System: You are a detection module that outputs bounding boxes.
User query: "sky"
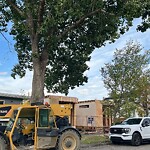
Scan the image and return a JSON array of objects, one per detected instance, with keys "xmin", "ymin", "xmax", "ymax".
[{"xmin": 0, "ymin": 18, "xmax": 150, "ymax": 101}]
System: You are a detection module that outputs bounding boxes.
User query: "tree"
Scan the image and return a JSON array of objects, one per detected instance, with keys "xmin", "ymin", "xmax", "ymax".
[
  {"xmin": 136, "ymin": 70, "xmax": 150, "ymax": 116},
  {"xmin": 136, "ymin": 0, "xmax": 150, "ymax": 32},
  {"xmin": 0, "ymin": 0, "xmax": 149, "ymax": 102},
  {"xmin": 101, "ymin": 41, "xmax": 150, "ymax": 119}
]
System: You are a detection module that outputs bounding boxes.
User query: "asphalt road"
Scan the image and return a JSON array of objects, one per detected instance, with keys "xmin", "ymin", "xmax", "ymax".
[{"xmin": 81, "ymin": 143, "xmax": 150, "ymax": 150}]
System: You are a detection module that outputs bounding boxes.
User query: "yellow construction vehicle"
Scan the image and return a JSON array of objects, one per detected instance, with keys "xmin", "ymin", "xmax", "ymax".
[{"xmin": 0, "ymin": 102, "xmax": 81, "ymax": 150}]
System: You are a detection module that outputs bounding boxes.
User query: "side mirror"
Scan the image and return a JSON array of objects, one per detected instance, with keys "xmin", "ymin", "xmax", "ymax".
[{"xmin": 142, "ymin": 123, "xmax": 145, "ymax": 127}]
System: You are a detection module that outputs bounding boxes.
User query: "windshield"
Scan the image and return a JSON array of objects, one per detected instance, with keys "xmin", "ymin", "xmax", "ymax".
[{"xmin": 121, "ymin": 118, "xmax": 142, "ymax": 125}]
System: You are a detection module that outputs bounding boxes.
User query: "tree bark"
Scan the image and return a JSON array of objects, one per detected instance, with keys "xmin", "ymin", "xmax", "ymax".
[
  {"xmin": 31, "ymin": 51, "xmax": 49, "ymax": 102},
  {"xmin": 31, "ymin": 61, "xmax": 45, "ymax": 103},
  {"xmin": 30, "ymin": 36, "xmax": 48, "ymax": 103}
]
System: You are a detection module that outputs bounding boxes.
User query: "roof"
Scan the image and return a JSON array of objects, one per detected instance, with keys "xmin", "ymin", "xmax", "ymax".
[
  {"xmin": 45, "ymin": 95, "xmax": 78, "ymax": 103},
  {"xmin": 0, "ymin": 93, "xmax": 29, "ymax": 99},
  {"xmin": 78, "ymin": 99, "xmax": 101, "ymax": 103}
]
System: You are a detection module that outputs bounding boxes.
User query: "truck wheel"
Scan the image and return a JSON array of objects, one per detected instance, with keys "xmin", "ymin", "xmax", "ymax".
[
  {"xmin": 0, "ymin": 135, "xmax": 8, "ymax": 150},
  {"xmin": 56, "ymin": 130, "xmax": 80, "ymax": 150},
  {"xmin": 131, "ymin": 133, "xmax": 141, "ymax": 146}
]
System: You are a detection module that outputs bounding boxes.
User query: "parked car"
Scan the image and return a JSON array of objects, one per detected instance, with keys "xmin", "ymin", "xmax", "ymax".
[{"xmin": 109, "ymin": 117, "xmax": 150, "ymax": 146}]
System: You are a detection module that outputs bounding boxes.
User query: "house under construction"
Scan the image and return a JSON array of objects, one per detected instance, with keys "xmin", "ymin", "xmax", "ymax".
[{"xmin": 75, "ymin": 100, "xmax": 112, "ymax": 132}]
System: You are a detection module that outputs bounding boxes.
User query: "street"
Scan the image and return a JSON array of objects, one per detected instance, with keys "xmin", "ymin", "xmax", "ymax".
[{"xmin": 81, "ymin": 143, "xmax": 150, "ymax": 150}]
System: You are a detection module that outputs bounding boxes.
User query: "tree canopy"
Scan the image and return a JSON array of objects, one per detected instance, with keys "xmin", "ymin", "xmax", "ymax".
[
  {"xmin": 101, "ymin": 41, "xmax": 150, "ymax": 119},
  {"xmin": 0, "ymin": 0, "xmax": 150, "ymax": 102}
]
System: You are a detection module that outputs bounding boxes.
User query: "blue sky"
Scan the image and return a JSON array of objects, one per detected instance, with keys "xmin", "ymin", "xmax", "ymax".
[
  {"xmin": 0, "ymin": 18, "xmax": 150, "ymax": 100},
  {"xmin": 0, "ymin": 38, "xmax": 16, "ymax": 74}
]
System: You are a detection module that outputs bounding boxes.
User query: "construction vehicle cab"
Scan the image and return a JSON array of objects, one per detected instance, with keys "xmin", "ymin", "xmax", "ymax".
[{"xmin": 0, "ymin": 104, "xmax": 81, "ymax": 150}]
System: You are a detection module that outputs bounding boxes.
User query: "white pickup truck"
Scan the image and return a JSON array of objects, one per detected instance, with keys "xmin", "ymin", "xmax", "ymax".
[{"xmin": 109, "ymin": 117, "xmax": 150, "ymax": 146}]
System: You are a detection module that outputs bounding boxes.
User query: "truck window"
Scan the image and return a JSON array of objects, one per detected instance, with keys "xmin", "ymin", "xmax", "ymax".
[
  {"xmin": 142, "ymin": 118, "xmax": 150, "ymax": 126},
  {"xmin": 39, "ymin": 109, "xmax": 49, "ymax": 127},
  {"xmin": 121, "ymin": 118, "xmax": 142, "ymax": 125}
]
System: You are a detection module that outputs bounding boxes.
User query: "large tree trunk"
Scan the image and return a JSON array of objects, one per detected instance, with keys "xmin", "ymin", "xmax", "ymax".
[
  {"xmin": 31, "ymin": 61, "xmax": 45, "ymax": 103},
  {"xmin": 30, "ymin": 38, "xmax": 48, "ymax": 103},
  {"xmin": 26, "ymin": 5, "xmax": 49, "ymax": 103}
]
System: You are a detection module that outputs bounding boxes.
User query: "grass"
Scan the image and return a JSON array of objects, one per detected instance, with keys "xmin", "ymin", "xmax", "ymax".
[{"xmin": 81, "ymin": 134, "xmax": 110, "ymax": 145}]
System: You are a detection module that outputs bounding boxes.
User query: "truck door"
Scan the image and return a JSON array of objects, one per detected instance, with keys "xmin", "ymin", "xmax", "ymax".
[
  {"xmin": 141, "ymin": 118, "xmax": 150, "ymax": 139},
  {"xmin": 37, "ymin": 108, "xmax": 58, "ymax": 149}
]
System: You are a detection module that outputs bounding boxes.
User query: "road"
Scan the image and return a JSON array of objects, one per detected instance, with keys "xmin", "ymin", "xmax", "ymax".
[{"xmin": 81, "ymin": 143, "xmax": 150, "ymax": 150}]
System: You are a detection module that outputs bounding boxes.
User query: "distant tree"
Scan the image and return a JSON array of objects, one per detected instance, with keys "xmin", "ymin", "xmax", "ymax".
[
  {"xmin": 0, "ymin": 1, "xmax": 150, "ymax": 102},
  {"xmin": 101, "ymin": 41, "xmax": 150, "ymax": 119},
  {"xmin": 136, "ymin": 70, "xmax": 150, "ymax": 116}
]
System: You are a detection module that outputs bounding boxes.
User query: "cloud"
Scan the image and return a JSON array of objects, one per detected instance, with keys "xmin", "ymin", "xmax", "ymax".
[
  {"xmin": 0, "ymin": 70, "xmax": 32, "ymax": 96},
  {"xmin": 0, "ymin": 72, "xmax": 8, "ymax": 75},
  {"xmin": 68, "ymin": 76, "xmax": 109, "ymax": 100}
]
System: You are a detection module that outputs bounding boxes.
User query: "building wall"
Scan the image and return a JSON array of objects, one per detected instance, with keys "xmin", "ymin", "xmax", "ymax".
[
  {"xmin": 95, "ymin": 100, "xmax": 103, "ymax": 127},
  {"xmin": 75, "ymin": 100, "xmax": 103, "ymax": 129},
  {"xmin": 0, "ymin": 98, "xmax": 23, "ymax": 104},
  {"xmin": 0, "ymin": 93, "xmax": 27, "ymax": 104},
  {"xmin": 75, "ymin": 99, "xmax": 113, "ymax": 133}
]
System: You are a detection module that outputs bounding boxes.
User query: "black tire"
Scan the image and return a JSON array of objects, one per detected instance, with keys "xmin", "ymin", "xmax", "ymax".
[
  {"xmin": 0, "ymin": 135, "xmax": 8, "ymax": 150},
  {"xmin": 131, "ymin": 132, "xmax": 142, "ymax": 146},
  {"xmin": 56, "ymin": 130, "xmax": 80, "ymax": 150}
]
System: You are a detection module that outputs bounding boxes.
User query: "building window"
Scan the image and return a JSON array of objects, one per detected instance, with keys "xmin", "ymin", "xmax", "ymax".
[{"xmin": 79, "ymin": 105, "xmax": 89, "ymax": 108}]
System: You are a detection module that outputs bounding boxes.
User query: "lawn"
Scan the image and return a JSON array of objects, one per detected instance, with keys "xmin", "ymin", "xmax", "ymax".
[{"xmin": 81, "ymin": 134, "xmax": 110, "ymax": 145}]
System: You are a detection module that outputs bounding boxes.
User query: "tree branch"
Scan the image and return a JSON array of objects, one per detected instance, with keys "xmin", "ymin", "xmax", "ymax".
[
  {"xmin": 0, "ymin": 32, "xmax": 10, "ymax": 43},
  {"xmin": 58, "ymin": 8, "xmax": 114, "ymax": 39},
  {"xmin": 0, "ymin": 31, "xmax": 12, "ymax": 51},
  {"xmin": 37, "ymin": 0, "xmax": 45, "ymax": 28},
  {"xmin": 5, "ymin": 0, "xmax": 23, "ymax": 16}
]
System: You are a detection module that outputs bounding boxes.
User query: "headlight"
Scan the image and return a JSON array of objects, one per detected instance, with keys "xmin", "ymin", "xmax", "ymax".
[{"xmin": 122, "ymin": 128, "xmax": 131, "ymax": 134}]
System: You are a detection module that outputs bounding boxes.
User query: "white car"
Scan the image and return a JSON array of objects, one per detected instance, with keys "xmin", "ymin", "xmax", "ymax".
[{"xmin": 109, "ymin": 117, "xmax": 150, "ymax": 146}]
